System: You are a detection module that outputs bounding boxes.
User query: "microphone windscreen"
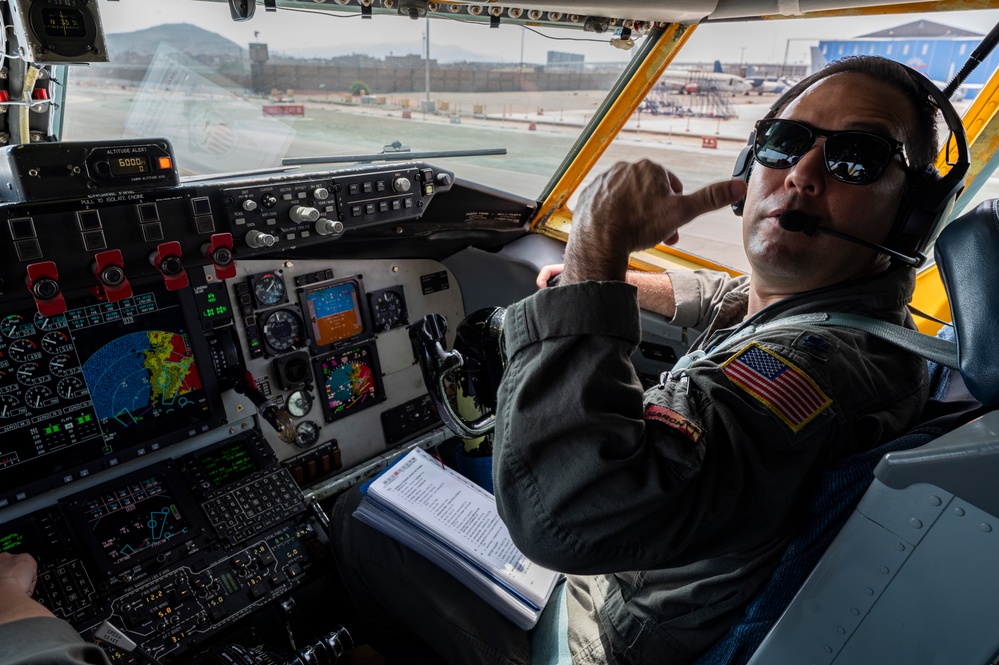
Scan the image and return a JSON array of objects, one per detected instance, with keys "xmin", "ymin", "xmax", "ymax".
[{"xmin": 778, "ymin": 210, "xmax": 815, "ymax": 235}]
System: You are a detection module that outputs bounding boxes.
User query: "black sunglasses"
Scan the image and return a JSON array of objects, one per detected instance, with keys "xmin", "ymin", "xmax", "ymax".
[{"xmin": 753, "ymin": 118, "xmax": 908, "ymax": 185}]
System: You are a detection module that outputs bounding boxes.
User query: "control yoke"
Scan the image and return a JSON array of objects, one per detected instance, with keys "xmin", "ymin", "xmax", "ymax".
[{"xmin": 410, "ymin": 308, "xmax": 507, "ymax": 439}]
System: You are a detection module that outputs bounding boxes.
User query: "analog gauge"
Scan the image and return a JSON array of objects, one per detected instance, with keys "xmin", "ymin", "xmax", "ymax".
[
  {"xmin": 34, "ymin": 311, "xmax": 67, "ymax": 331},
  {"xmin": 294, "ymin": 420, "xmax": 321, "ymax": 448},
  {"xmin": 286, "ymin": 389, "xmax": 313, "ymax": 417},
  {"xmin": 1, "ymin": 314, "xmax": 34, "ymax": 339},
  {"xmin": 16, "ymin": 362, "xmax": 47, "ymax": 386},
  {"xmin": 0, "ymin": 395, "xmax": 22, "ymax": 419},
  {"xmin": 41, "ymin": 330, "xmax": 72, "ymax": 354},
  {"xmin": 25, "ymin": 385, "xmax": 57, "ymax": 410},
  {"xmin": 48, "ymin": 353, "xmax": 77, "ymax": 377},
  {"xmin": 57, "ymin": 376, "xmax": 88, "ymax": 400},
  {"xmin": 8, "ymin": 339, "xmax": 41, "ymax": 364},
  {"xmin": 371, "ymin": 289, "xmax": 407, "ymax": 332},
  {"xmin": 253, "ymin": 272, "xmax": 286, "ymax": 307},
  {"xmin": 262, "ymin": 309, "xmax": 302, "ymax": 353}
]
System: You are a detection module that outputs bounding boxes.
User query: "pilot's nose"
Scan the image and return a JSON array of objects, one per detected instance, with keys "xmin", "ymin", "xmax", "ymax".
[{"xmin": 784, "ymin": 138, "xmax": 826, "ymax": 196}]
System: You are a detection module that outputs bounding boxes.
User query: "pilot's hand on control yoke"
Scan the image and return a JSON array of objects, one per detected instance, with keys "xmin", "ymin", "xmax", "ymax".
[{"xmin": 561, "ymin": 160, "xmax": 745, "ymax": 284}]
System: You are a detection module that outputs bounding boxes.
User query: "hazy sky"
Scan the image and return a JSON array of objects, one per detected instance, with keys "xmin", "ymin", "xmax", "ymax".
[{"xmin": 97, "ymin": 0, "xmax": 999, "ymax": 66}]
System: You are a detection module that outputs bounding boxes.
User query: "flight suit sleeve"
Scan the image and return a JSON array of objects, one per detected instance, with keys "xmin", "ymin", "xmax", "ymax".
[
  {"xmin": 493, "ymin": 281, "xmax": 921, "ymax": 575},
  {"xmin": 666, "ymin": 269, "xmax": 750, "ymax": 329},
  {"xmin": 0, "ymin": 617, "xmax": 110, "ymax": 665}
]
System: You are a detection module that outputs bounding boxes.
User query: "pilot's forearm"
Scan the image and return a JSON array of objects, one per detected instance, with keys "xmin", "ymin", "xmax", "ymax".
[
  {"xmin": 0, "ymin": 579, "xmax": 55, "ymax": 625},
  {"xmin": 626, "ymin": 270, "xmax": 676, "ymax": 318}
]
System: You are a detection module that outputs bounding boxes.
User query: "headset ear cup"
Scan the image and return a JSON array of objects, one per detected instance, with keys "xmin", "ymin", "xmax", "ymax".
[
  {"xmin": 890, "ymin": 165, "xmax": 945, "ymax": 261},
  {"xmin": 731, "ymin": 140, "xmax": 755, "ymax": 216}
]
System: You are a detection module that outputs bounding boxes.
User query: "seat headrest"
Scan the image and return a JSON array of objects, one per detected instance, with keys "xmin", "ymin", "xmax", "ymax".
[{"xmin": 934, "ymin": 199, "xmax": 999, "ymax": 408}]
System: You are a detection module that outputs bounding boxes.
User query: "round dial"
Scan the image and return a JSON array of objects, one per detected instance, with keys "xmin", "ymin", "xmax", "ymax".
[
  {"xmin": 1, "ymin": 314, "xmax": 34, "ymax": 339},
  {"xmin": 0, "ymin": 395, "xmax": 22, "ymax": 419},
  {"xmin": 286, "ymin": 389, "xmax": 313, "ymax": 417},
  {"xmin": 8, "ymin": 338, "xmax": 40, "ymax": 363},
  {"xmin": 57, "ymin": 375, "xmax": 88, "ymax": 400},
  {"xmin": 34, "ymin": 311, "xmax": 67, "ymax": 331},
  {"xmin": 25, "ymin": 385, "xmax": 56, "ymax": 410},
  {"xmin": 48, "ymin": 353, "xmax": 77, "ymax": 377},
  {"xmin": 372, "ymin": 290, "xmax": 406, "ymax": 332},
  {"xmin": 41, "ymin": 330, "xmax": 72, "ymax": 354},
  {"xmin": 262, "ymin": 309, "xmax": 302, "ymax": 353},
  {"xmin": 253, "ymin": 272, "xmax": 286, "ymax": 307},
  {"xmin": 294, "ymin": 420, "xmax": 321, "ymax": 448},
  {"xmin": 16, "ymin": 362, "xmax": 47, "ymax": 386}
]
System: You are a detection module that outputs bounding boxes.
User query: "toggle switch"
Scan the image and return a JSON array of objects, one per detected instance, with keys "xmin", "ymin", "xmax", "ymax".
[
  {"xmin": 150, "ymin": 241, "xmax": 188, "ymax": 291},
  {"xmin": 93, "ymin": 250, "xmax": 132, "ymax": 302},
  {"xmin": 25, "ymin": 261, "xmax": 66, "ymax": 317},
  {"xmin": 203, "ymin": 233, "xmax": 237, "ymax": 280}
]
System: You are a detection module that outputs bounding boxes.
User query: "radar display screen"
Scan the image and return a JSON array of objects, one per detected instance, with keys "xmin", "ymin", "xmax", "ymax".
[
  {"xmin": 0, "ymin": 283, "xmax": 216, "ymax": 498},
  {"xmin": 68, "ymin": 470, "xmax": 198, "ymax": 571},
  {"xmin": 196, "ymin": 440, "xmax": 259, "ymax": 488},
  {"xmin": 314, "ymin": 343, "xmax": 385, "ymax": 423},
  {"xmin": 301, "ymin": 279, "xmax": 366, "ymax": 350}
]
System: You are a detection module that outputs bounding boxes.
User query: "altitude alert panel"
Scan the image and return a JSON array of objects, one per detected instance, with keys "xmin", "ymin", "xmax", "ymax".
[{"xmin": 7, "ymin": 0, "xmax": 109, "ymax": 64}]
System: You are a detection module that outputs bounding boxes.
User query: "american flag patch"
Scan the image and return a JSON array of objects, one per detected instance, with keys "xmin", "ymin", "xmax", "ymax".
[{"xmin": 722, "ymin": 343, "xmax": 831, "ymax": 432}]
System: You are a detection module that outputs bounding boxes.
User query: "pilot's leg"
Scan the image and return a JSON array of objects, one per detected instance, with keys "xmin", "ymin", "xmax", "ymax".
[{"xmin": 330, "ymin": 486, "xmax": 531, "ymax": 665}]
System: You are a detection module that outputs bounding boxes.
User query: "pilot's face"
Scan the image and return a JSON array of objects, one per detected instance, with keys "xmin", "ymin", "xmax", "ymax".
[{"xmin": 741, "ymin": 72, "xmax": 915, "ymax": 292}]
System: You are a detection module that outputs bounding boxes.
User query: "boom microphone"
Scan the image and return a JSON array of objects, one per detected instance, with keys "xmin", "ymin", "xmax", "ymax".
[{"xmin": 777, "ymin": 210, "xmax": 923, "ymax": 267}]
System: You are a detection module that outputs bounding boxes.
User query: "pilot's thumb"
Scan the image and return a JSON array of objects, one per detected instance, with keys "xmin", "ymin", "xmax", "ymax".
[{"xmin": 679, "ymin": 178, "xmax": 746, "ymax": 221}]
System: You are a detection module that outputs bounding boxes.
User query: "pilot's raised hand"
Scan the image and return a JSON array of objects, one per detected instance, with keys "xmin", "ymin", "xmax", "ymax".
[{"xmin": 560, "ymin": 160, "xmax": 745, "ymax": 284}]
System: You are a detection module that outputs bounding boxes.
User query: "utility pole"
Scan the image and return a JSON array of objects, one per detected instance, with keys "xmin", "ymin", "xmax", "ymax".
[{"xmin": 425, "ymin": 18, "xmax": 431, "ymax": 105}]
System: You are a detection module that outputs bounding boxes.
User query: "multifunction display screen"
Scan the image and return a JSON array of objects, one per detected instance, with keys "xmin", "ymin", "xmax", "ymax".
[
  {"xmin": 314, "ymin": 343, "xmax": 384, "ymax": 422},
  {"xmin": 196, "ymin": 440, "xmax": 260, "ymax": 488},
  {"xmin": 302, "ymin": 280, "xmax": 365, "ymax": 349},
  {"xmin": 74, "ymin": 472, "xmax": 196, "ymax": 570},
  {"xmin": 0, "ymin": 284, "xmax": 214, "ymax": 495}
]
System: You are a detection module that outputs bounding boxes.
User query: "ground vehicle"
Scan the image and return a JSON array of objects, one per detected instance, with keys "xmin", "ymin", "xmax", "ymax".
[{"xmin": 1, "ymin": 0, "xmax": 998, "ymax": 663}]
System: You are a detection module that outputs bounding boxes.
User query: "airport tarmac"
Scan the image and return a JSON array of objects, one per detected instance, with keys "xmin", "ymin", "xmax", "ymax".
[{"xmin": 63, "ymin": 84, "xmax": 992, "ymax": 272}]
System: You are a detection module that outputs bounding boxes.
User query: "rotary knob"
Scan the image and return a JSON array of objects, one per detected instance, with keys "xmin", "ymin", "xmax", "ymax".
[
  {"xmin": 245, "ymin": 230, "xmax": 276, "ymax": 248},
  {"xmin": 290, "ymin": 205, "xmax": 320, "ymax": 223},
  {"xmin": 315, "ymin": 219, "xmax": 344, "ymax": 236},
  {"xmin": 392, "ymin": 177, "xmax": 412, "ymax": 192}
]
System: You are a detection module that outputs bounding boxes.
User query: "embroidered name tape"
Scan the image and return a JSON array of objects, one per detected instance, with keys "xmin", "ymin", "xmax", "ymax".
[
  {"xmin": 643, "ymin": 404, "xmax": 703, "ymax": 444},
  {"xmin": 722, "ymin": 343, "xmax": 831, "ymax": 432}
]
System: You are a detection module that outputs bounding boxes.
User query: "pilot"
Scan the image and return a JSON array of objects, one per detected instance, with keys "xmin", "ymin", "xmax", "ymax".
[
  {"xmin": 330, "ymin": 55, "xmax": 943, "ymax": 665},
  {"xmin": 0, "ymin": 552, "xmax": 107, "ymax": 664},
  {"xmin": 0, "ymin": 55, "xmax": 948, "ymax": 665}
]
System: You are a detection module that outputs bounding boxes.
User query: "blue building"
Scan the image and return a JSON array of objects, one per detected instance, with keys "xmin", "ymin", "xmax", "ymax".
[{"xmin": 819, "ymin": 20, "xmax": 999, "ymax": 99}]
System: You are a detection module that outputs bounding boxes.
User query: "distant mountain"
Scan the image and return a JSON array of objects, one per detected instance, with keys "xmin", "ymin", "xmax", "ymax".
[
  {"xmin": 107, "ymin": 23, "xmax": 244, "ymax": 59},
  {"xmin": 106, "ymin": 22, "xmax": 502, "ymax": 64}
]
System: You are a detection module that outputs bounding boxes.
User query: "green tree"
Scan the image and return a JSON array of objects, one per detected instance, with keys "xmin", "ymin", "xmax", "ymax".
[{"xmin": 349, "ymin": 80, "xmax": 371, "ymax": 96}]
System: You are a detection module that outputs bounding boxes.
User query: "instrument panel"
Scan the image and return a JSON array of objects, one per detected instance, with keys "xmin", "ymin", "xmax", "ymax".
[{"xmin": 0, "ymin": 139, "xmax": 479, "ymax": 663}]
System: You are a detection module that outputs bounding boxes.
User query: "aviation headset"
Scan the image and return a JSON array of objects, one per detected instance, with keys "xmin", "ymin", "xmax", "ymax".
[{"xmin": 730, "ymin": 58, "xmax": 970, "ymax": 267}]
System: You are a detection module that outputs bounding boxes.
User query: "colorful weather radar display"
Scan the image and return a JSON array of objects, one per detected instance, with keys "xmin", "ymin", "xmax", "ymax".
[
  {"xmin": 83, "ymin": 473, "xmax": 193, "ymax": 568},
  {"xmin": 302, "ymin": 280, "xmax": 365, "ymax": 349},
  {"xmin": 70, "ymin": 290, "xmax": 211, "ymax": 442},
  {"xmin": 82, "ymin": 330, "xmax": 203, "ymax": 428},
  {"xmin": 315, "ymin": 344, "xmax": 384, "ymax": 422},
  {"xmin": 0, "ymin": 285, "xmax": 217, "ymax": 500}
]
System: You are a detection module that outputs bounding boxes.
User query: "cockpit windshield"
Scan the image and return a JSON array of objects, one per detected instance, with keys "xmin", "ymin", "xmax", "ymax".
[{"xmin": 62, "ymin": 0, "xmax": 637, "ymax": 199}]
